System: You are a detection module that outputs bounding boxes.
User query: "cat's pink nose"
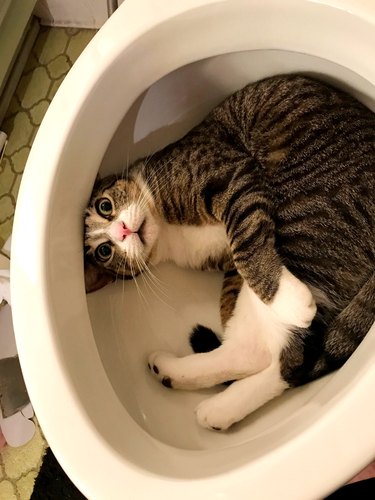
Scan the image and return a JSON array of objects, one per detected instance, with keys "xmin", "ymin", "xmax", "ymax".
[{"xmin": 113, "ymin": 221, "xmax": 132, "ymax": 241}]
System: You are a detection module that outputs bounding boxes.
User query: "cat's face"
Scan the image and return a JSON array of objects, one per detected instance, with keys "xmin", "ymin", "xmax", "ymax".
[{"xmin": 84, "ymin": 174, "xmax": 160, "ymax": 286}]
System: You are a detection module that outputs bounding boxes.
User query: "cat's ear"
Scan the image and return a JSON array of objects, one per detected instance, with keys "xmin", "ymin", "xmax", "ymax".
[{"xmin": 84, "ymin": 261, "xmax": 115, "ymax": 293}]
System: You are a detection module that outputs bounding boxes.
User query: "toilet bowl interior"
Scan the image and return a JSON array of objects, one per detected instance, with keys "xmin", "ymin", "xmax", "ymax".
[{"xmin": 88, "ymin": 49, "xmax": 375, "ymax": 450}]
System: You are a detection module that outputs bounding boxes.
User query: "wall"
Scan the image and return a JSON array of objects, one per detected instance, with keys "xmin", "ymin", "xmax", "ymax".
[
  {"xmin": 0, "ymin": 0, "xmax": 37, "ymax": 95},
  {"xmin": 34, "ymin": 0, "xmax": 111, "ymax": 29}
]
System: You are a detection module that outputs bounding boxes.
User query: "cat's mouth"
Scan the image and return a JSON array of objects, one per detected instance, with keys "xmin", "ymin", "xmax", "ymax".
[{"xmin": 137, "ymin": 219, "xmax": 146, "ymax": 245}]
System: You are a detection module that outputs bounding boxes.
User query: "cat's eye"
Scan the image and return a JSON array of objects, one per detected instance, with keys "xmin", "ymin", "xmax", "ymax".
[
  {"xmin": 95, "ymin": 242, "xmax": 113, "ymax": 262},
  {"xmin": 95, "ymin": 198, "xmax": 113, "ymax": 217}
]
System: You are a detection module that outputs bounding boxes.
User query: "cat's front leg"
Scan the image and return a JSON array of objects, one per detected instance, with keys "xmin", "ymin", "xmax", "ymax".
[
  {"xmin": 147, "ymin": 282, "xmax": 272, "ymax": 390},
  {"xmin": 269, "ymin": 266, "xmax": 316, "ymax": 328},
  {"xmin": 215, "ymin": 165, "xmax": 316, "ymax": 327},
  {"xmin": 147, "ymin": 345, "xmax": 265, "ymax": 390}
]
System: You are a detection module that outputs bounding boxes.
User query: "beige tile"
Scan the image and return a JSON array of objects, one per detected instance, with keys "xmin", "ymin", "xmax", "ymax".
[
  {"xmin": 0, "ymin": 219, "xmax": 13, "ymax": 246},
  {"xmin": 32, "ymin": 28, "xmax": 50, "ymax": 61},
  {"xmin": 47, "ymin": 54, "xmax": 71, "ymax": 80},
  {"xmin": 0, "ymin": 155, "xmax": 10, "ymax": 176},
  {"xmin": 0, "ymin": 195, "xmax": 14, "ymax": 223},
  {"xmin": 14, "ymin": 73, "xmax": 30, "ymax": 105},
  {"xmin": 17, "ymin": 67, "xmax": 51, "ymax": 110},
  {"xmin": 23, "ymin": 51, "xmax": 40, "ymax": 75},
  {"xmin": 11, "ymin": 174, "xmax": 22, "ymax": 200},
  {"xmin": 48, "ymin": 75, "xmax": 65, "ymax": 101},
  {"xmin": 29, "ymin": 100, "xmax": 50, "ymax": 127},
  {"xmin": 28, "ymin": 127, "xmax": 38, "ymax": 147},
  {"xmin": 5, "ymin": 96, "xmax": 21, "ymax": 118},
  {"xmin": 37, "ymin": 28, "xmax": 70, "ymax": 65},
  {"xmin": 66, "ymin": 30, "xmax": 96, "ymax": 63},
  {"xmin": 10, "ymin": 147, "xmax": 30, "ymax": 174},
  {"xmin": 3, "ymin": 112, "xmax": 34, "ymax": 155},
  {"xmin": 0, "ymin": 158, "xmax": 15, "ymax": 195}
]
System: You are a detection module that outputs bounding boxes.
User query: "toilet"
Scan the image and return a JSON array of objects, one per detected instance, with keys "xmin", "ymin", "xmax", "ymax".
[{"xmin": 11, "ymin": 0, "xmax": 375, "ymax": 498}]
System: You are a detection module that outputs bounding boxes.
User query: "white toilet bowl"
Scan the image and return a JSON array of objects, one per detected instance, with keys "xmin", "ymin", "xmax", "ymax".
[{"xmin": 11, "ymin": 0, "xmax": 375, "ymax": 498}]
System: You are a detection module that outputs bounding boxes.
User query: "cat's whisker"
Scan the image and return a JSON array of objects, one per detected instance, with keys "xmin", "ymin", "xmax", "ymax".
[
  {"xmin": 118, "ymin": 151, "xmax": 163, "ymax": 214},
  {"xmin": 142, "ymin": 273, "xmax": 174, "ymax": 310},
  {"xmin": 114, "ymin": 253, "xmax": 127, "ymax": 284},
  {"xmin": 136, "ymin": 152, "xmax": 181, "ymax": 211},
  {"xmin": 135, "ymin": 174, "xmax": 164, "ymax": 213},
  {"xmin": 141, "ymin": 152, "xmax": 153, "ymax": 169},
  {"xmin": 138, "ymin": 256, "xmax": 170, "ymax": 298},
  {"xmin": 147, "ymin": 261, "xmax": 170, "ymax": 288},
  {"xmin": 134, "ymin": 154, "xmax": 178, "ymax": 212},
  {"xmin": 135, "ymin": 183, "xmax": 152, "ymax": 213},
  {"xmin": 143, "ymin": 269, "xmax": 167, "ymax": 293},
  {"xmin": 129, "ymin": 257, "xmax": 149, "ymax": 308},
  {"xmin": 140, "ymin": 258, "xmax": 172, "ymax": 301},
  {"xmin": 135, "ymin": 258, "xmax": 155, "ymax": 301},
  {"xmin": 121, "ymin": 258, "xmax": 126, "ymax": 301},
  {"xmin": 135, "ymin": 255, "xmax": 175, "ymax": 310},
  {"xmin": 143, "ymin": 153, "xmax": 179, "ymax": 188},
  {"xmin": 139, "ymin": 258, "xmax": 169, "ymax": 296}
]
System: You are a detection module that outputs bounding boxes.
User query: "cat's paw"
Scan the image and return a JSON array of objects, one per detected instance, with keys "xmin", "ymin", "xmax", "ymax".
[
  {"xmin": 147, "ymin": 351, "xmax": 176, "ymax": 388},
  {"xmin": 270, "ymin": 267, "xmax": 316, "ymax": 328},
  {"xmin": 195, "ymin": 397, "xmax": 239, "ymax": 431}
]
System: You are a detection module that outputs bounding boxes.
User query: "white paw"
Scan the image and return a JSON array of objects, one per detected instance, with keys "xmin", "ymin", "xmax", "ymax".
[
  {"xmin": 195, "ymin": 396, "xmax": 240, "ymax": 431},
  {"xmin": 270, "ymin": 267, "xmax": 316, "ymax": 328},
  {"xmin": 147, "ymin": 351, "xmax": 177, "ymax": 388}
]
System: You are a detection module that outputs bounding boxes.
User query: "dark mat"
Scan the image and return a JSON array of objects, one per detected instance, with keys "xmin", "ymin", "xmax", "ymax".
[
  {"xmin": 326, "ymin": 478, "xmax": 375, "ymax": 499},
  {"xmin": 31, "ymin": 448, "xmax": 86, "ymax": 500},
  {"xmin": 32, "ymin": 448, "xmax": 375, "ymax": 500}
]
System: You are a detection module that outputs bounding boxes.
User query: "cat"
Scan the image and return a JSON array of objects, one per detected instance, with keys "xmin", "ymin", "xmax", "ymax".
[{"xmin": 84, "ymin": 74, "xmax": 375, "ymax": 431}]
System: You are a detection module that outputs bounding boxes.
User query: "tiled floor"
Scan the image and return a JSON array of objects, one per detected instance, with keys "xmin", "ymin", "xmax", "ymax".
[
  {"xmin": 0, "ymin": 24, "xmax": 95, "ymax": 499},
  {"xmin": 0, "ymin": 26, "xmax": 96, "ymax": 248}
]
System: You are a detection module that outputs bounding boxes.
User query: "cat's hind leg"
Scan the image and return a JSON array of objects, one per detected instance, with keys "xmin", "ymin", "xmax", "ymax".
[{"xmin": 195, "ymin": 362, "xmax": 288, "ymax": 430}]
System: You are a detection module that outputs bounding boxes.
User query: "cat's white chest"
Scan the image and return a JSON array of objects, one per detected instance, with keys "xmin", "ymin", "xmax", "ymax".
[{"xmin": 154, "ymin": 223, "xmax": 228, "ymax": 268}]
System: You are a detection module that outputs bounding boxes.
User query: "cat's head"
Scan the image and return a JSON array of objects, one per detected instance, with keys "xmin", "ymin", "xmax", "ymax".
[{"xmin": 84, "ymin": 173, "xmax": 160, "ymax": 292}]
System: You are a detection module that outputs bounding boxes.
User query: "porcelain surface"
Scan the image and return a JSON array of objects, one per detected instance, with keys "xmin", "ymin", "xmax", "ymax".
[{"xmin": 11, "ymin": 1, "xmax": 375, "ymax": 498}]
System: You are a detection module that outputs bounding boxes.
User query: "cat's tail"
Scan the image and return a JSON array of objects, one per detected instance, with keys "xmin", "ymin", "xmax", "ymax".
[
  {"xmin": 189, "ymin": 325, "xmax": 235, "ymax": 386},
  {"xmin": 189, "ymin": 324, "xmax": 222, "ymax": 353},
  {"xmin": 316, "ymin": 271, "xmax": 375, "ymax": 375}
]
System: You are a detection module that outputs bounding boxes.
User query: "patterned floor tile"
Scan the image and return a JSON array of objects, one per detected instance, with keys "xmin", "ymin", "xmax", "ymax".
[{"xmin": 0, "ymin": 26, "xmax": 96, "ymax": 248}]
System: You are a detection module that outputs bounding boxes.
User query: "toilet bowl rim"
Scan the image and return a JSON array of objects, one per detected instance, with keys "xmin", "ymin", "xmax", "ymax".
[{"xmin": 11, "ymin": 0, "xmax": 375, "ymax": 498}]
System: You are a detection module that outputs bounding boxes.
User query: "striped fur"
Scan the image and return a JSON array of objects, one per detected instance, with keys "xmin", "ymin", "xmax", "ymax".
[{"xmin": 85, "ymin": 74, "xmax": 375, "ymax": 429}]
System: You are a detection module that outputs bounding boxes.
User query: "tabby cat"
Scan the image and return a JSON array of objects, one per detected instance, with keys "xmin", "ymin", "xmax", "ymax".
[{"xmin": 84, "ymin": 74, "xmax": 375, "ymax": 431}]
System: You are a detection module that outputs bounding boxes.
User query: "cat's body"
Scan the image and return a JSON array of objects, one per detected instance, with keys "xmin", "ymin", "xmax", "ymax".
[{"xmin": 84, "ymin": 74, "xmax": 375, "ymax": 430}]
